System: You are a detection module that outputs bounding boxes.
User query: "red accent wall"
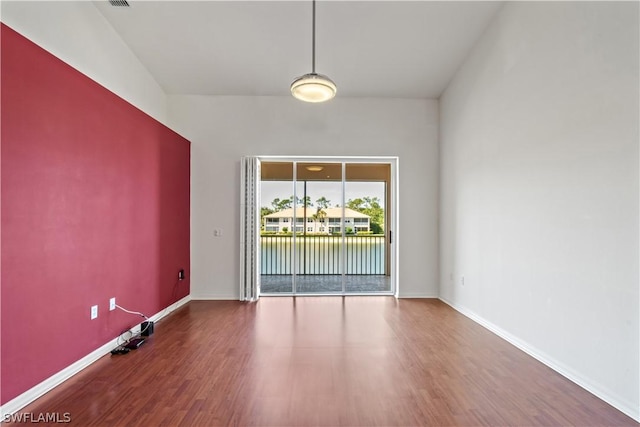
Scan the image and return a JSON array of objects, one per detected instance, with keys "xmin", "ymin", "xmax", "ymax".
[{"xmin": 1, "ymin": 24, "xmax": 190, "ymax": 404}]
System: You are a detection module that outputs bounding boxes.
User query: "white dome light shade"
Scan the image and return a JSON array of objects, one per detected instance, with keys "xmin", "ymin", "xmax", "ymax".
[{"xmin": 290, "ymin": 73, "xmax": 337, "ymax": 103}]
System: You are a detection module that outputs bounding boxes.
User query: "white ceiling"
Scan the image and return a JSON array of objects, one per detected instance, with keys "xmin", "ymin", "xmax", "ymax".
[{"xmin": 93, "ymin": 1, "xmax": 503, "ymax": 99}]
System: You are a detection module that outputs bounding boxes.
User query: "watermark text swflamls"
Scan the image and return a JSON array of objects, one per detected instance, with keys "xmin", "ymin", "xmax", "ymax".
[{"xmin": 2, "ymin": 412, "xmax": 71, "ymax": 423}]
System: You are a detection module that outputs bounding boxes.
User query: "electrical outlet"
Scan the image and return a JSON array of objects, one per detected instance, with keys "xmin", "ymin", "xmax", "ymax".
[
  {"xmin": 109, "ymin": 298, "xmax": 116, "ymax": 311},
  {"xmin": 213, "ymin": 228, "xmax": 222, "ymax": 237},
  {"xmin": 90, "ymin": 305, "xmax": 98, "ymax": 320},
  {"xmin": 461, "ymin": 276, "xmax": 465, "ymax": 286}
]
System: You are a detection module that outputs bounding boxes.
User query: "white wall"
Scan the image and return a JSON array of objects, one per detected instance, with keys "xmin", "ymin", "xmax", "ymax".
[
  {"xmin": 440, "ymin": 1, "xmax": 639, "ymax": 420},
  {"xmin": 0, "ymin": 1, "xmax": 167, "ymax": 123},
  {"xmin": 167, "ymin": 96, "xmax": 439, "ymax": 299}
]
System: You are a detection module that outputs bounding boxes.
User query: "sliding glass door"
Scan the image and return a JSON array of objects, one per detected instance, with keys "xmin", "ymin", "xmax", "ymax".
[
  {"xmin": 260, "ymin": 161, "xmax": 294, "ymax": 293},
  {"xmin": 294, "ymin": 162, "xmax": 344, "ymax": 293},
  {"xmin": 260, "ymin": 158, "xmax": 395, "ymax": 295},
  {"xmin": 344, "ymin": 163, "xmax": 390, "ymax": 293}
]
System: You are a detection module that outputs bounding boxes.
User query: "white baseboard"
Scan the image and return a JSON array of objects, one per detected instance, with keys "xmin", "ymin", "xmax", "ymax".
[
  {"xmin": 147, "ymin": 295, "xmax": 192, "ymax": 323},
  {"xmin": 397, "ymin": 293, "xmax": 439, "ymax": 298},
  {"xmin": 439, "ymin": 297, "xmax": 639, "ymax": 422},
  {"xmin": 0, "ymin": 295, "xmax": 191, "ymax": 419},
  {"xmin": 190, "ymin": 293, "xmax": 239, "ymax": 300}
]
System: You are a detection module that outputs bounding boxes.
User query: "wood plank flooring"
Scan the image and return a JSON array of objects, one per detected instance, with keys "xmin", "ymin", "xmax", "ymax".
[{"xmin": 10, "ymin": 298, "xmax": 638, "ymax": 426}]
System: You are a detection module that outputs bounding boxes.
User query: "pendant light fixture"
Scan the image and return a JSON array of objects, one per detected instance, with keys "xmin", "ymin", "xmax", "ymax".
[{"xmin": 291, "ymin": 0, "xmax": 336, "ymax": 103}]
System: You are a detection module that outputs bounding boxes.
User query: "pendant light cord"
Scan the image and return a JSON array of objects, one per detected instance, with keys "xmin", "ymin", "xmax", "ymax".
[
  {"xmin": 312, "ymin": 0, "xmax": 316, "ymax": 74},
  {"xmin": 290, "ymin": 0, "xmax": 336, "ymax": 103}
]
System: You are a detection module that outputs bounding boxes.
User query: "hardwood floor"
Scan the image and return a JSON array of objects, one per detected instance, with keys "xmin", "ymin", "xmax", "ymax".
[{"xmin": 11, "ymin": 298, "xmax": 637, "ymax": 426}]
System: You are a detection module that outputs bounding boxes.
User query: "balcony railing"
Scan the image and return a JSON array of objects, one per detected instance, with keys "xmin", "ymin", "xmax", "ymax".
[{"xmin": 260, "ymin": 235, "xmax": 385, "ymax": 275}]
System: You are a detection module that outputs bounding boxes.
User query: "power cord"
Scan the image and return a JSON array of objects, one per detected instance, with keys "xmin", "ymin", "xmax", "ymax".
[
  {"xmin": 110, "ymin": 280, "xmax": 184, "ymax": 356},
  {"xmin": 110, "ymin": 304, "xmax": 150, "ymax": 355},
  {"xmin": 115, "ymin": 304, "xmax": 148, "ymax": 319}
]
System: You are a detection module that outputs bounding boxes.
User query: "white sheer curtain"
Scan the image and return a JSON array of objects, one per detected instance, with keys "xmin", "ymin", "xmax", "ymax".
[{"xmin": 239, "ymin": 156, "xmax": 261, "ymax": 301}]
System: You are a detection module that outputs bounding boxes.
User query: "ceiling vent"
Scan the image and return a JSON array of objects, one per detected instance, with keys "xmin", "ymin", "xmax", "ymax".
[{"xmin": 109, "ymin": 0, "xmax": 130, "ymax": 6}]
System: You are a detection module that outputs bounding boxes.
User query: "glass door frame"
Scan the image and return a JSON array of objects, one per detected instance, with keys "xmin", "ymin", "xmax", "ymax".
[{"xmin": 258, "ymin": 156, "xmax": 399, "ymax": 297}]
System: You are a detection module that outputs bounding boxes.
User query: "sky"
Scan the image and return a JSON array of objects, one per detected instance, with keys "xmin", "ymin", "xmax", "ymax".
[{"xmin": 261, "ymin": 181, "xmax": 385, "ymax": 209}]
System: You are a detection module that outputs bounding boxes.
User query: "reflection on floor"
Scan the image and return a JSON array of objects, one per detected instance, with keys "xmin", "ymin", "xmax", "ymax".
[{"xmin": 260, "ymin": 275, "xmax": 391, "ymax": 294}]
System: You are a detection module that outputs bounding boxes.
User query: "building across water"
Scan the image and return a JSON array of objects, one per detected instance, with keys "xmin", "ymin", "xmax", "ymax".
[{"xmin": 263, "ymin": 207, "xmax": 370, "ymax": 234}]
